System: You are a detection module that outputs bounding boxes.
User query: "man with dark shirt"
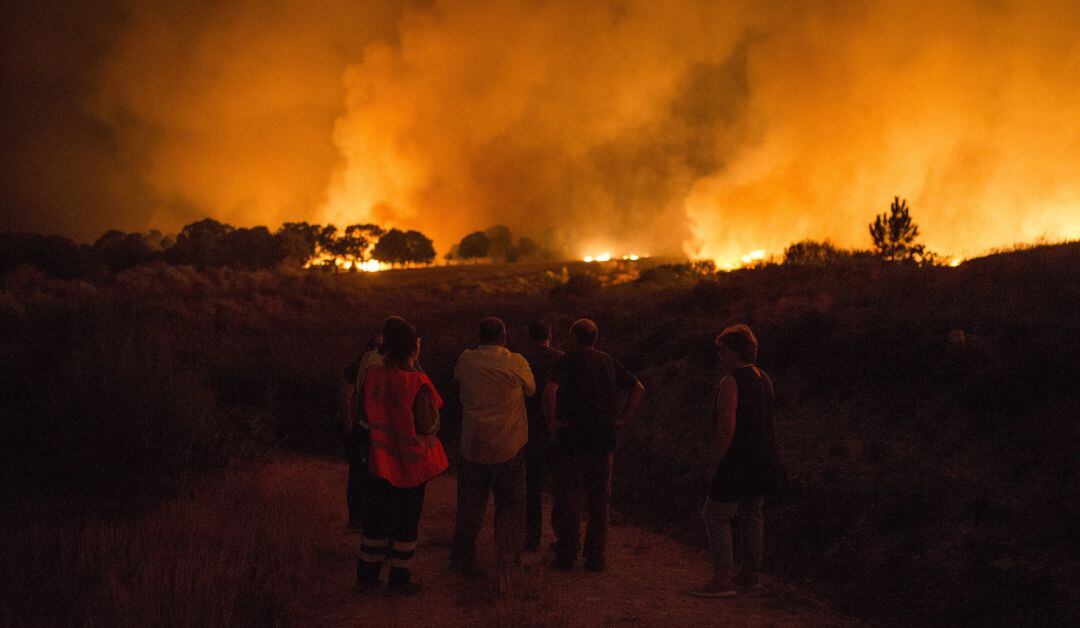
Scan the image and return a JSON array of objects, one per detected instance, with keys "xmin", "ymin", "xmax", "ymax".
[
  {"xmin": 520, "ymin": 319, "xmax": 564, "ymax": 550},
  {"xmin": 543, "ymin": 319, "xmax": 645, "ymax": 571}
]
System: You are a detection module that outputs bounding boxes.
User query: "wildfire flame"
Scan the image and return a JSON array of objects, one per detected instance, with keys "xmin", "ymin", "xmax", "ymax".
[
  {"xmin": 303, "ymin": 254, "xmax": 389, "ymax": 272},
  {"xmin": 714, "ymin": 248, "xmax": 770, "ymax": 271},
  {"xmin": 582, "ymin": 252, "xmax": 645, "ymax": 263},
  {"xmin": 740, "ymin": 249, "xmax": 767, "ymax": 265}
]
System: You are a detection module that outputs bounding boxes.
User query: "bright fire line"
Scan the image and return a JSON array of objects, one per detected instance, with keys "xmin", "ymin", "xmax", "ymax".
[
  {"xmin": 304, "ymin": 254, "xmax": 390, "ymax": 272},
  {"xmin": 582, "ymin": 252, "xmax": 645, "ymax": 262}
]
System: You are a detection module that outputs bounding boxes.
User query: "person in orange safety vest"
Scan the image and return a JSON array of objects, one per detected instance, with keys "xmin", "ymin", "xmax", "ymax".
[{"xmin": 356, "ymin": 317, "xmax": 448, "ymax": 595}]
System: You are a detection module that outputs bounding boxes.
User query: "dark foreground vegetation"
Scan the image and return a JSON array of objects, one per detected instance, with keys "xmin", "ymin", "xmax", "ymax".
[{"xmin": 2, "ymin": 243, "xmax": 1078, "ymax": 625}]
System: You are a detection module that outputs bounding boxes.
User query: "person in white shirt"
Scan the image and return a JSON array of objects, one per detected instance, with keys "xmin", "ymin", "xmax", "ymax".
[{"xmin": 450, "ymin": 317, "xmax": 536, "ymax": 587}]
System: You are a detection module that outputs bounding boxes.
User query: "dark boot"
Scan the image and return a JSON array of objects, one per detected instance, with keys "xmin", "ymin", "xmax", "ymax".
[
  {"xmin": 356, "ymin": 536, "xmax": 388, "ymax": 592},
  {"xmin": 387, "ymin": 539, "xmax": 421, "ymax": 595},
  {"xmin": 689, "ymin": 568, "xmax": 736, "ymax": 598},
  {"xmin": 387, "ymin": 566, "xmax": 421, "ymax": 595},
  {"xmin": 355, "ymin": 558, "xmax": 381, "ymax": 592}
]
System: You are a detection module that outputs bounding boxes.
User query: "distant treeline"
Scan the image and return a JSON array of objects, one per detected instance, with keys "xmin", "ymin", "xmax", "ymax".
[
  {"xmin": 445, "ymin": 224, "xmax": 569, "ymax": 263},
  {"xmin": 0, "ymin": 219, "xmax": 436, "ymax": 276},
  {"xmin": 0, "ymin": 219, "xmax": 576, "ymax": 278},
  {"xmin": 0, "ymin": 196, "xmax": 950, "ymax": 278}
]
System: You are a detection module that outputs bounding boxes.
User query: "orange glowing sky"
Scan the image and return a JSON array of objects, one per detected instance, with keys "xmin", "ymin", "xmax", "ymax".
[{"xmin": 3, "ymin": 1, "xmax": 1079, "ymax": 266}]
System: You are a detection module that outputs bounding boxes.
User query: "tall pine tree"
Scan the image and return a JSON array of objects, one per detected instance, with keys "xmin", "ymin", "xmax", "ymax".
[{"xmin": 870, "ymin": 197, "xmax": 925, "ymax": 261}]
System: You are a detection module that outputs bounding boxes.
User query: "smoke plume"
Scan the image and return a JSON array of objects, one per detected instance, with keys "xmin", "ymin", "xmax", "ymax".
[{"xmin": 3, "ymin": 0, "xmax": 1079, "ymax": 264}]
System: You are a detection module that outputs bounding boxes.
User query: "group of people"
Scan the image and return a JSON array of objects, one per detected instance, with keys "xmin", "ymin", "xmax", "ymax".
[{"xmin": 340, "ymin": 315, "xmax": 782, "ymax": 599}]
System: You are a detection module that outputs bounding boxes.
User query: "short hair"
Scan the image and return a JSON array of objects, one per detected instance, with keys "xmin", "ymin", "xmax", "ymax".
[
  {"xmin": 382, "ymin": 317, "xmax": 418, "ymax": 362},
  {"xmin": 478, "ymin": 317, "xmax": 507, "ymax": 344},
  {"xmin": 715, "ymin": 324, "xmax": 758, "ymax": 363},
  {"xmin": 528, "ymin": 319, "xmax": 552, "ymax": 342},
  {"xmin": 366, "ymin": 334, "xmax": 383, "ymax": 351},
  {"xmin": 570, "ymin": 319, "xmax": 599, "ymax": 347}
]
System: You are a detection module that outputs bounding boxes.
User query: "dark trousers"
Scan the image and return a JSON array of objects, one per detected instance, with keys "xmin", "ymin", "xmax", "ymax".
[
  {"xmin": 553, "ymin": 450, "xmax": 613, "ymax": 565},
  {"xmin": 345, "ymin": 431, "xmax": 371, "ymax": 525},
  {"xmin": 524, "ymin": 435, "xmax": 551, "ymax": 547},
  {"xmin": 450, "ymin": 449, "xmax": 526, "ymax": 570},
  {"xmin": 702, "ymin": 496, "xmax": 765, "ymax": 577},
  {"xmin": 357, "ymin": 478, "xmax": 426, "ymax": 589}
]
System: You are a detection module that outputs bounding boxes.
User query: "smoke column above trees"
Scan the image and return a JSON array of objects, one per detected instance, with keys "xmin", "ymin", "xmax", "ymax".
[
  {"xmin": 323, "ymin": 0, "xmax": 1080, "ymax": 264},
  {"xmin": 3, "ymin": 1, "xmax": 1080, "ymax": 265}
]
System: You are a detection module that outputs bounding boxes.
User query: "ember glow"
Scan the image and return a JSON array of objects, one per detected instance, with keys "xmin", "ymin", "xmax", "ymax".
[
  {"xmin": 4, "ymin": 2, "xmax": 1080, "ymax": 259},
  {"xmin": 304, "ymin": 255, "xmax": 390, "ymax": 273},
  {"xmin": 583, "ymin": 253, "xmax": 646, "ymax": 263}
]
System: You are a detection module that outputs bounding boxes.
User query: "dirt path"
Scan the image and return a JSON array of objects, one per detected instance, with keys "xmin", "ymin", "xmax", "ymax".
[{"xmin": 270, "ymin": 457, "xmax": 859, "ymax": 627}]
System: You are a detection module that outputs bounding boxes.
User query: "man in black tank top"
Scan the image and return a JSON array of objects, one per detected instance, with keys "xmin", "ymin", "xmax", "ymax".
[{"xmin": 691, "ymin": 324, "xmax": 783, "ymax": 598}]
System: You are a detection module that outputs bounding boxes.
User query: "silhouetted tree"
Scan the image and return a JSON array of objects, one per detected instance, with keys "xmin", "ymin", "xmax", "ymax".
[
  {"xmin": 146, "ymin": 229, "xmax": 175, "ymax": 250},
  {"xmin": 0, "ymin": 232, "xmax": 102, "ymax": 279},
  {"xmin": 275, "ymin": 222, "xmax": 321, "ymax": 265},
  {"xmin": 219, "ymin": 227, "xmax": 288, "ymax": 270},
  {"xmin": 539, "ymin": 227, "xmax": 569, "ymax": 260},
  {"xmin": 330, "ymin": 223, "xmax": 384, "ymax": 269},
  {"xmin": 870, "ymin": 197, "xmax": 925, "ymax": 261},
  {"xmin": 167, "ymin": 218, "xmax": 234, "ymax": 267},
  {"xmin": 784, "ymin": 239, "xmax": 847, "ymax": 267},
  {"xmin": 371, "ymin": 228, "xmax": 409, "ymax": 267},
  {"xmin": 403, "ymin": 230, "xmax": 436, "ymax": 266},
  {"xmin": 484, "ymin": 225, "xmax": 513, "ymax": 261},
  {"xmin": 311, "ymin": 224, "xmax": 341, "ymax": 270},
  {"xmin": 315, "ymin": 224, "xmax": 337, "ymax": 252},
  {"xmin": 516, "ymin": 237, "xmax": 539, "ymax": 259},
  {"xmin": 444, "ymin": 243, "xmax": 461, "ymax": 264},
  {"xmin": 93, "ymin": 230, "xmax": 161, "ymax": 271},
  {"xmin": 458, "ymin": 231, "xmax": 489, "ymax": 262}
]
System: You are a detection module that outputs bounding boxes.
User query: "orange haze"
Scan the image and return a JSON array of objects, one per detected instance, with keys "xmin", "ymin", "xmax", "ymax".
[{"xmin": 3, "ymin": 1, "xmax": 1079, "ymax": 265}]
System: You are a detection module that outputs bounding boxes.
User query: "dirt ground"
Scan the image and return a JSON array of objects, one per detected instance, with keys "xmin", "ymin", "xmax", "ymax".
[{"xmin": 269, "ymin": 457, "xmax": 861, "ymax": 627}]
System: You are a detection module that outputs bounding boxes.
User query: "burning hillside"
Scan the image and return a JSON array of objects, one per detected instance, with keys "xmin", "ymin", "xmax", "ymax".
[{"xmin": 4, "ymin": 1, "xmax": 1080, "ymax": 268}]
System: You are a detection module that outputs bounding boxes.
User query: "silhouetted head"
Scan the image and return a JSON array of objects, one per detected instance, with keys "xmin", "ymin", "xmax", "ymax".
[
  {"xmin": 570, "ymin": 318, "xmax": 599, "ymax": 348},
  {"xmin": 382, "ymin": 316, "xmax": 411, "ymax": 338},
  {"xmin": 383, "ymin": 317, "xmax": 419, "ymax": 365},
  {"xmin": 478, "ymin": 317, "xmax": 507, "ymax": 346},
  {"xmin": 715, "ymin": 323, "xmax": 758, "ymax": 367},
  {"xmin": 367, "ymin": 334, "xmax": 383, "ymax": 352},
  {"xmin": 528, "ymin": 319, "xmax": 552, "ymax": 345}
]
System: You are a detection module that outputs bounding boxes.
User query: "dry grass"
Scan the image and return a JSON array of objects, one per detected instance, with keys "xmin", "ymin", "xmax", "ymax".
[
  {"xmin": 3, "ymin": 245, "xmax": 1079, "ymax": 625},
  {"xmin": 0, "ymin": 456, "xmax": 344, "ymax": 627},
  {"xmin": 1, "ymin": 456, "xmax": 857, "ymax": 627}
]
